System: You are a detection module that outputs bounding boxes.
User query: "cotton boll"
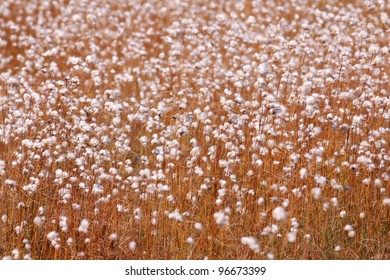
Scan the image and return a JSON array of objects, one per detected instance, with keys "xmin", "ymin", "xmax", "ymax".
[
  {"xmin": 186, "ymin": 237, "xmax": 194, "ymax": 245},
  {"xmin": 78, "ymin": 219, "xmax": 89, "ymax": 233},
  {"xmin": 194, "ymin": 222, "xmax": 203, "ymax": 231},
  {"xmin": 258, "ymin": 62, "xmax": 271, "ymax": 75},
  {"xmin": 344, "ymin": 224, "xmax": 353, "ymax": 231},
  {"xmin": 331, "ymin": 197, "xmax": 339, "ymax": 207},
  {"xmin": 311, "ymin": 187, "xmax": 322, "ymax": 200},
  {"xmin": 282, "ymin": 199, "xmax": 289, "ymax": 208},
  {"xmin": 112, "ymin": 116, "xmax": 120, "ymax": 126},
  {"xmin": 15, "ymin": 226, "xmax": 22, "ymax": 235},
  {"xmin": 129, "ymin": 241, "xmax": 137, "ymax": 251},
  {"xmin": 34, "ymin": 216, "xmax": 43, "ymax": 227},
  {"xmin": 140, "ymin": 136, "xmax": 148, "ymax": 147},
  {"xmin": 59, "ymin": 216, "xmax": 68, "ymax": 232},
  {"xmin": 167, "ymin": 209, "xmax": 183, "ymax": 223},
  {"xmin": 214, "ymin": 211, "xmax": 229, "ymax": 226},
  {"xmin": 67, "ymin": 238, "xmax": 74, "ymax": 246},
  {"xmin": 11, "ymin": 249, "xmax": 20, "ymax": 260},
  {"xmin": 382, "ymin": 198, "xmax": 390, "ymax": 206},
  {"xmin": 299, "ymin": 168, "xmax": 307, "ymax": 180},
  {"xmin": 109, "ymin": 233, "xmax": 118, "ymax": 241},
  {"xmin": 47, "ymin": 231, "xmax": 58, "ymax": 242},
  {"xmin": 267, "ymin": 253, "xmax": 274, "ymax": 260},
  {"xmin": 374, "ymin": 179, "xmax": 382, "ymax": 187},
  {"xmin": 287, "ymin": 232, "xmax": 297, "ymax": 243},
  {"xmin": 46, "ymin": 231, "xmax": 59, "ymax": 246},
  {"xmin": 272, "ymin": 206, "xmax": 286, "ymax": 221},
  {"xmin": 257, "ymin": 197, "xmax": 265, "ymax": 205},
  {"xmin": 241, "ymin": 237, "xmax": 260, "ymax": 253},
  {"xmin": 323, "ymin": 202, "xmax": 330, "ymax": 212},
  {"xmin": 368, "ymin": 44, "xmax": 380, "ymax": 54}
]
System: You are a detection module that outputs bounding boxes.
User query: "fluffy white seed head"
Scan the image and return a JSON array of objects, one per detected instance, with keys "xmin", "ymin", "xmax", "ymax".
[
  {"xmin": 299, "ymin": 168, "xmax": 307, "ymax": 180},
  {"xmin": 311, "ymin": 187, "xmax": 322, "ymax": 200},
  {"xmin": 194, "ymin": 222, "xmax": 203, "ymax": 231},
  {"xmin": 213, "ymin": 211, "xmax": 229, "ymax": 226},
  {"xmin": 78, "ymin": 219, "xmax": 89, "ymax": 233},
  {"xmin": 109, "ymin": 233, "xmax": 118, "ymax": 241},
  {"xmin": 241, "ymin": 237, "xmax": 260, "ymax": 253},
  {"xmin": 272, "ymin": 206, "xmax": 286, "ymax": 221},
  {"xmin": 287, "ymin": 232, "xmax": 297, "ymax": 243},
  {"xmin": 129, "ymin": 241, "xmax": 137, "ymax": 251}
]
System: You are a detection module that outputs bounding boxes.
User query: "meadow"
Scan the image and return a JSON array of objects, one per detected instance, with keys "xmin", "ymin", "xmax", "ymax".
[{"xmin": 0, "ymin": 0, "xmax": 389, "ymax": 260}]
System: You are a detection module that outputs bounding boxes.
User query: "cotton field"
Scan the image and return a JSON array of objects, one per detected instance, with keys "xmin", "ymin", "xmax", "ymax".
[{"xmin": 0, "ymin": 0, "xmax": 389, "ymax": 260}]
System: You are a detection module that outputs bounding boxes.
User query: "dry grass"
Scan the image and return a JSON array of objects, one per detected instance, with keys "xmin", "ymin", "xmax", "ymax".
[{"xmin": 0, "ymin": 0, "xmax": 389, "ymax": 260}]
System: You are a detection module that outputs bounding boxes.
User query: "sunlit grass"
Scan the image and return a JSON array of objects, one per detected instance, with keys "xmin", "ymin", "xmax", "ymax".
[{"xmin": 0, "ymin": 0, "xmax": 389, "ymax": 260}]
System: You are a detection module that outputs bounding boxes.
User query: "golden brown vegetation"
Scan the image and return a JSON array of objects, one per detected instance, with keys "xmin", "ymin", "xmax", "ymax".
[{"xmin": 0, "ymin": 0, "xmax": 389, "ymax": 260}]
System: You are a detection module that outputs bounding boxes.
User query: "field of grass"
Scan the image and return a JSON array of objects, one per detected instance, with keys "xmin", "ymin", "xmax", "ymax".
[{"xmin": 0, "ymin": 0, "xmax": 389, "ymax": 260}]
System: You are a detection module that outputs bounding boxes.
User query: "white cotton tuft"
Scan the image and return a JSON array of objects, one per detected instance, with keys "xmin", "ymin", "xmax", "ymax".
[
  {"xmin": 109, "ymin": 233, "xmax": 118, "ymax": 241},
  {"xmin": 272, "ymin": 206, "xmax": 286, "ymax": 221},
  {"xmin": 213, "ymin": 211, "xmax": 229, "ymax": 226},
  {"xmin": 287, "ymin": 232, "xmax": 297, "ymax": 243},
  {"xmin": 344, "ymin": 224, "xmax": 353, "ymax": 231},
  {"xmin": 311, "ymin": 187, "xmax": 322, "ymax": 200},
  {"xmin": 11, "ymin": 249, "xmax": 20, "ymax": 260},
  {"xmin": 34, "ymin": 216, "xmax": 43, "ymax": 227},
  {"xmin": 129, "ymin": 241, "xmax": 137, "ymax": 251},
  {"xmin": 78, "ymin": 219, "xmax": 89, "ymax": 233},
  {"xmin": 186, "ymin": 237, "xmax": 194, "ymax": 245},
  {"xmin": 299, "ymin": 168, "xmax": 307, "ymax": 180},
  {"xmin": 47, "ymin": 231, "xmax": 58, "ymax": 242},
  {"xmin": 194, "ymin": 222, "xmax": 203, "ymax": 231},
  {"xmin": 241, "ymin": 237, "xmax": 260, "ymax": 253}
]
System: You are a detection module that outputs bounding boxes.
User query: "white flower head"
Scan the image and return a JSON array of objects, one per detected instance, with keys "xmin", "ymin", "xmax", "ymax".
[
  {"xmin": 241, "ymin": 237, "xmax": 260, "ymax": 253},
  {"xmin": 12, "ymin": 249, "xmax": 20, "ymax": 260},
  {"xmin": 186, "ymin": 237, "xmax": 194, "ymax": 245},
  {"xmin": 109, "ymin": 233, "xmax": 118, "ymax": 241},
  {"xmin": 78, "ymin": 219, "xmax": 89, "ymax": 233},
  {"xmin": 129, "ymin": 241, "xmax": 137, "ymax": 251},
  {"xmin": 311, "ymin": 187, "xmax": 322, "ymax": 200},
  {"xmin": 272, "ymin": 206, "xmax": 286, "ymax": 221},
  {"xmin": 287, "ymin": 232, "xmax": 297, "ymax": 243},
  {"xmin": 213, "ymin": 211, "xmax": 229, "ymax": 226},
  {"xmin": 299, "ymin": 168, "xmax": 307, "ymax": 180},
  {"xmin": 47, "ymin": 231, "xmax": 59, "ymax": 242},
  {"xmin": 194, "ymin": 222, "xmax": 203, "ymax": 232}
]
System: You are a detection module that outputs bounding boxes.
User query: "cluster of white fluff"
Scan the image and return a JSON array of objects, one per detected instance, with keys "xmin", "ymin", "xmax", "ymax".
[{"xmin": 0, "ymin": 0, "xmax": 388, "ymax": 260}]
